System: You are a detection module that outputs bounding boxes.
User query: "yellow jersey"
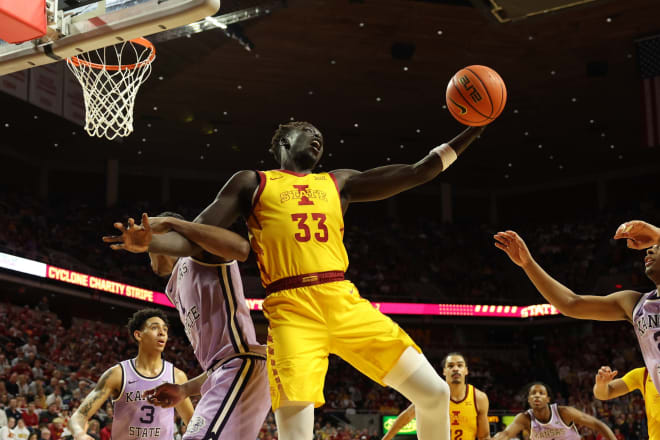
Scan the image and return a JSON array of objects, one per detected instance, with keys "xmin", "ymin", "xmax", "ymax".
[
  {"xmin": 450, "ymin": 384, "xmax": 478, "ymax": 440},
  {"xmin": 621, "ymin": 367, "xmax": 660, "ymax": 440},
  {"xmin": 247, "ymin": 170, "xmax": 349, "ymax": 287}
]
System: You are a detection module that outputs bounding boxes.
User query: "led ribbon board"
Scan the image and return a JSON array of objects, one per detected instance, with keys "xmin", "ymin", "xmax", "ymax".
[{"xmin": 0, "ymin": 251, "xmax": 560, "ymax": 318}]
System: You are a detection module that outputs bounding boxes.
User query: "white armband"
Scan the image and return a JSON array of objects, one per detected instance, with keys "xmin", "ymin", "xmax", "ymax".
[{"xmin": 430, "ymin": 143, "xmax": 457, "ymax": 169}]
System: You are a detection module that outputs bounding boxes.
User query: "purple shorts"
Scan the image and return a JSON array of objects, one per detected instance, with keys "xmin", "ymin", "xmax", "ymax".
[{"xmin": 183, "ymin": 356, "xmax": 270, "ymax": 440}]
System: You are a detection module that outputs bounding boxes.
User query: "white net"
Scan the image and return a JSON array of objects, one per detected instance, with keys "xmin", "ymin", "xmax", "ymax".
[{"xmin": 66, "ymin": 38, "xmax": 155, "ymax": 140}]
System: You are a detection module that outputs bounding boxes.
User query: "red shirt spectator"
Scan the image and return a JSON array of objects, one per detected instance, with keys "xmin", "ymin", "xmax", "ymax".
[
  {"xmin": 48, "ymin": 418, "xmax": 64, "ymax": 440},
  {"xmin": 21, "ymin": 403, "xmax": 39, "ymax": 428},
  {"xmin": 100, "ymin": 424, "xmax": 111, "ymax": 440}
]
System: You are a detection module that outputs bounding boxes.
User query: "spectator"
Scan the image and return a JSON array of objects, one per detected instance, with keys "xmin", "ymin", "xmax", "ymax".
[
  {"xmin": 37, "ymin": 428, "xmax": 49, "ymax": 440},
  {"xmin": 99, "ymin": 422, "xmax": 110, "ymax": 440},
  {"xmin": 0, "ymin": 417, "xmax": 15, "ymax": 440},
  {"xmin": 38, "ymin": 404, "xmax": 59, "ymax": 426},
  {"xmin": 11, "ymin": 419, "xmax": 29, "ymax": 440},
  {"xmin": 20, "ymin": 403, "xmax": 38, "ymax": 429},
  {"xmin": 48, "ymin": 418, "xmax": 63, "ymax": 440},
  {"xmin": 0, "ymin": 408, "xmax": 6, "ymax": 429},
  {"xmin": 4, "ymin": 400, "xmax": 20, "ymax": 423},
  {"xmin": 27, "ymin": 433, "xmax": 37, "ymax": 440},
  {"xmin": 4, "ymin": 376, "xmax": 18, "ymax": 397},
  {"xmin": 31, "ymin": 361, "xmax": 43, "ymax": 382},
  {"xmin": 86, "ymin": 420, "xmax": 100, "ymax": 440}
]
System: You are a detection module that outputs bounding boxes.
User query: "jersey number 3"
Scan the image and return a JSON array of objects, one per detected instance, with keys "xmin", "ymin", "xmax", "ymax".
[
  {"xmin": 140, "ymin": 405, "xmax": 155, "ymax": 424},
  {"xmin": 291, "ymin": 213, "xmax": 328, "ymax": 242}
]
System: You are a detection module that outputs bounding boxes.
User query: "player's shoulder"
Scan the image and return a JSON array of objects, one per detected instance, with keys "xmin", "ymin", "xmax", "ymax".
[
  {"xmin": 173, "ymin": 367, "xmax": 189, "ymax": 384},
  {"xmin": 472, "ymin": 387, "xmax": 489, "ymax": 409},
  {"xmin": 95, "ymin": 363, "xmax": 124, "ymax": 390}
]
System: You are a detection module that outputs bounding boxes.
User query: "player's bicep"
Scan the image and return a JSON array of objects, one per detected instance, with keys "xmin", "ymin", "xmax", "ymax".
[
  {"xmin": 606, "ymin": 379, "xmax": 631, "ymax": 399},
  {"xmin": 559, "ymin": 406, "xmax": 601, "ymax": 430},
  {"xmin": 194, "ymin": 170, "xmax": 258, "ymax": 227},
  {"xmin": 476, "ymin": 391, "xmax": 491, "ymax": 439},
  {"xmin": 569, "ymin": 290, "xmax": 640, "ymax": 322},
  {"xmin": 76, "ymin": 367, "xmax": 120, "ymax": 419}
]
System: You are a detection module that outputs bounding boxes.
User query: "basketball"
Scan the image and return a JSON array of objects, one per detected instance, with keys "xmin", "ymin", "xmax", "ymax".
[{"xmin": 446, "ymin": 65, "xmax": 507, "ymax": 126}]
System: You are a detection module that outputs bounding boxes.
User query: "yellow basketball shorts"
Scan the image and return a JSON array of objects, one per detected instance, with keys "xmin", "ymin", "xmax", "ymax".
[{"xmin": 262, "ymin": 279, "xmax": 420, "ymax": 410}]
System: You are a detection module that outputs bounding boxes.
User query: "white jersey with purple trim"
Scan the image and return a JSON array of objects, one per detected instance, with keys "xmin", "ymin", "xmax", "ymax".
[
  {"xmin": 633, "ymin": 289, "xmax": 660, "ymax": 394},
  {"xmin": 165, "ymin": 258, "xmax": 262, "ymax": 371},
  {"xmin": 527, "ymin": 404, "xmax": 580, "ymax": 440},
  {"xmin": 112, "ymin": 359, "xmax": 175, "ymax": 440}
]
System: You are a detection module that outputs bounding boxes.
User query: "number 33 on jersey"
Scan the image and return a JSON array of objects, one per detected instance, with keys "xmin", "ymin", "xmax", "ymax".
[{"xmin": 248, "ymin": 170, "xmax": 349, "ymax": 287}]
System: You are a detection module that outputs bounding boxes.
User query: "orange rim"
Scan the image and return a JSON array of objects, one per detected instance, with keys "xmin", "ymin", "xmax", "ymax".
[{"xmin": 67, "ymin": 38, "xmax": 156, "ymax": 71}]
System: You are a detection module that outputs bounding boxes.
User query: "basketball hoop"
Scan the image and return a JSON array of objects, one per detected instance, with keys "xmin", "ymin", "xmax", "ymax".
[{"xmin": 67, "ymin": 38, "xmax": 156, "ymax": 140}]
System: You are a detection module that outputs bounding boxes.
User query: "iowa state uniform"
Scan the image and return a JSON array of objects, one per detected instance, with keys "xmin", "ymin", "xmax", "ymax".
[
  {"xmin": 450, "ymin": 385, "xmax": 478, "ymax": 440},
  {"xmin": 621, "ymin": 367, "xmax": 660, "ymax": 440},
  {"xmin": 247, "ymin": 169, "xmax": 419, "ymax": 410},
  {"xmin": 112, "ymin": 359, "xmax": 174, "ymax": 440}
]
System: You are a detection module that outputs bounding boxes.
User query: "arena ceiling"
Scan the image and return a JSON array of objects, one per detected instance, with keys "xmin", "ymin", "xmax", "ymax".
[{"xmin": 2, "ymin": 0, "xmax": 660, "ymax": 190}]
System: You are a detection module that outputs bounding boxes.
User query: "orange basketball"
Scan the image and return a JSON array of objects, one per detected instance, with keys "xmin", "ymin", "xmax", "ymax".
[{"xmin": 446, "ymin": 65, "xmax": 507, "ymax": 126}]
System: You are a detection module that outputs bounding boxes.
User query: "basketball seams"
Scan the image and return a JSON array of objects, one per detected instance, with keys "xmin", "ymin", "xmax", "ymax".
[
  {"xmin": 451, "ymin": 73, "xmax": 492, "ymax": 121},
  {"xmin": 492, "ymin": 70, "xmax": 506, "ymax": 119},
  {"xmin": 465, "ymin": 67, "xmax": 494, "ymax": 117}
]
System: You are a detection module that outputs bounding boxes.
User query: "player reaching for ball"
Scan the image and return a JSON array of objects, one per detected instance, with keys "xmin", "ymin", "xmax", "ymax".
[
  {"xmin": 494, "ymin": 220, "xmax": 660, "ymax": 394},
  {"xmin": 110, "ymin": 72, "xmax": 504, "ymax": 439}
]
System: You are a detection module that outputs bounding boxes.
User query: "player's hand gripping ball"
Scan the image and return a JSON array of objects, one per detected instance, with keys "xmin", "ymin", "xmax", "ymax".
[{"xmin": 446, "ymin": 65, "xmax": 507, "ymax": 126}]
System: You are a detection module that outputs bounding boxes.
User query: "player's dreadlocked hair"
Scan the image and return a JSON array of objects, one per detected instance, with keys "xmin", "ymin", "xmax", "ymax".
[
  {"xmin": 269, "ymin": 121, "xmax": 317, "ymax": 162},
  {"xmin": 127, "ymin": 308, "xmax": 169, "ymax": 343}
]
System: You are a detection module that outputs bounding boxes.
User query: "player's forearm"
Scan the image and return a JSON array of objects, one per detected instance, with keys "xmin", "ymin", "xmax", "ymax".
[
  {"xmin": 181, "ymin": 372, "xmax": 208, "ymax": 397},
  {"xmin": 594, "ymin": 420, "xmax": 617, "ymax": 440},
  {"xmin": 69, "ymin": 412, "xmax": 88, "ymax": 438},
  {"xmin": 520, "ymin": 258, "xmax": 582, "ymax": 317},
  {"xmin": 593, "ymin": 383, "xmax": 611, "ymax": 400},
  {"xmin": 148, "ymin": 231, "xmax": 200, "ymax": 257},
  {"xmin": 165, "ymin": 218, "xmax": 250, "ymax": 262}
]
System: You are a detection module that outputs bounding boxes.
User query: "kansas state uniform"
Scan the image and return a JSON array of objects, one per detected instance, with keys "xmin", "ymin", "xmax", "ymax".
[
  {"xmin": 165, "ymin": 258, "xmax": 269, "ymax": 440},
  {"xmin": 527, "ymin": 404, "xmax": 580, "ymax": 440},
  {"xmin": 113, "ymin": 359, "xmax": 174, "ymax": 440},
  {"xmin": 633, "ymin": 289, "xmax": 660, "ymax": 394}
]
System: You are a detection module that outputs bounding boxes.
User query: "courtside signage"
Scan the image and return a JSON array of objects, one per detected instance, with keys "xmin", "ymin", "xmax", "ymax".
[
  {"xmin": 383, "ymin": 416, "xmax": 417, "ymax": 435},
  {"xmin": 0, "ymin": 251, "xmax": 560, "ymax": 318}
]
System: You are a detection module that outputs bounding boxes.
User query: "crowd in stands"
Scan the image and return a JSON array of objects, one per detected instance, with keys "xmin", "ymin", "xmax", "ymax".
[
  {"xmin": 0, "ymin": 191, "xmax": 654, "ymax": 305},
  {"xmin": 0, "ymin": 294, "xmax": 651, "ymax": 439}
]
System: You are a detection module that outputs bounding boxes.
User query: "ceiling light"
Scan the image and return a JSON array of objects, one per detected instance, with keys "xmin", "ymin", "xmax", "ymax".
[
  {"xmin": 359, "ymin": 22, "xmax": 364, "ymax": 28},
  {"xmin": 550, "ymin": 71, "xmax": 556, "ymax": 75},
  {"xmin": 153, "ymin": 106, "xmax": 158, "ymax": 111},
  {"xmin": 354, "ymin": 123, "xmax": 359, "ymax": 128},
  {"xmin": 610, "ymin": 145, "xmax": 615, "ymax": 149},
  {"xmin": 137, "ymin": 150, "xmax": 142, "ymax": 155},
  {"xmin": 403, "ymin": 66, "xmax": 409, "ymax": 71},
  {"xmin": 442, "ymin": 105, "xmax": 447, "ymax": 109},
  {"xmin": 237, "ymin": 85, "xmax": 242, "ymax": 90},
  {"xmin": 400, "ymin": 145, "xmax": 404, "ymax": 149},
  {"xmin": 513, "ymin": 109, "xmax": 519, "ymax": 114},
  {"xmin": 376, "ymin": 97, "xmax": 381, "ymax": 102},
  {"xmin": 200, "ymin": 155, "xmax": 205, "ymax": 160},
  {"xmin": 606, "ymin": 17, "xmax": 612, "ymax": 23},
  {"xmin": 571, "ymin": 97, "xmax": 577, "ymax": 102},
  {"xmin": 538, "ymin": 144, "xmax": 542, "ymax": 149},
  {"xmin": 437, "ymin": 30, "xmax": 443, "ymax": 35},
  {"xmin": 330, "ymin": 60, "xmax": 336, "ymax": 65},
  {"xmin": 340, "ymin": 139, "xmax": 345, "ymax": 144},
  {"xmin": 508, "ymin": 163, "xmax": 512, "ymax": 167},
  {"xmin": 416, "ymin": 129, "xmax": 421, "ymax": 133}
]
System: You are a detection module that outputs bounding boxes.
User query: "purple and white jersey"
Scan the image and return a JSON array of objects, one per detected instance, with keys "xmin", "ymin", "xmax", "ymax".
[
  {"xmin": 165, "ymin": 258, "xmax": 261, "ymax": 371},
  {"xmin": 112, "ymin": 359, "xmax": 175, "ymax": 440},
  {"xmin": 633, "ymin": 289, "xmax": 660, "ymax": 394},
  {"xmin": 527, "ymin": 404, "xmax": 580, "ymax": 440}
]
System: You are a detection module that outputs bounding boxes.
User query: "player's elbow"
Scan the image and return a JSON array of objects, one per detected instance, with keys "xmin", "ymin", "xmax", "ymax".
[{"xmin": 234, "ymin": 239, "xmax": 251, "ymax": 262}]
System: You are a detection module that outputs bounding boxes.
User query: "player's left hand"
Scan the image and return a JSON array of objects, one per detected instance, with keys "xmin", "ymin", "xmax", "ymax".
[
  {"xmin": 102, "ymin": 213, "xmax": 152, "ymax": 253},
  {"xmin": 595, "ymin": 366, "xmax": 618, "ymax": 386},
  {"xmin": 494, "ymin": 230, "xmax": 533, "ymax": 268},
  {"xmin": 144, "ymin": 383, "xmax": 186, "ymax": 408},
  {"xmin": 614, "ymin": 220, "xmax": 660, "ymax": 250}
]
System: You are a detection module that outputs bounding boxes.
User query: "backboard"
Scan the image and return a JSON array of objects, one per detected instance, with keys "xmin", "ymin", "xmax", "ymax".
[{"xmin": 0, "ymin": 0, "xmax": 220, "ymax": 76}]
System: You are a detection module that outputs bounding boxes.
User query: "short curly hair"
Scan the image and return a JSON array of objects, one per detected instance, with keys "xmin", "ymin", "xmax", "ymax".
[
  {"xmin": 523, "ymin": 381, "xmax": 553, "ymax": 408},
  {"xmin": 269, "ymin": 121, "xmax": 317, "ymax": 162},
  {"xmin": 127, "ymin": 308, "xmax": 169, "ymax": 343}
]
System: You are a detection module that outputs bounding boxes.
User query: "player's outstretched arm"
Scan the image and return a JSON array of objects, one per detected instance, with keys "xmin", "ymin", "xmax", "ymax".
[
  {"xmin": 148, "ymin": 170, "xmax": 258, "ymax": 255},
  {"xmin": 614, "ymin": 220, "xmax": 660, "ymax": 250},
  {"xmin": 333, "ymin": 126, "xmax": 484, "ymax": 204},
  {"xmin": 173, "ymin": 368, "xmax": 195, "ymax": 426},
  {"xmin": 593, "ymin": 366, "xmax": 629, "ymax": 400},
  {"xmin": 145, "ymin": 372, "xmax": 208, "ymax": 409},
  {"xmin": 151, "ymin": 215, "xmax": 250, "ymax": 261},
  {"xmin": 559, "ymin": 406, "xmax": 616, "ymax": 440},
  {"xmin": 494, "ymin": 230, "xmax": 640, "ymax": 322},
  {"xmin": 69, "ymin": 366, "xmax": 121, "ymax": 440},
  {"xmin": 493, "ymin": 412, "xmax": 529, "ymax": 440},
  {"xmin": 475, "ymin": 389, "xmax": 491, "ymax": 440},
  {"xmin": 381, "ymin": 404, "xmax": 416, "ymax": 440}
]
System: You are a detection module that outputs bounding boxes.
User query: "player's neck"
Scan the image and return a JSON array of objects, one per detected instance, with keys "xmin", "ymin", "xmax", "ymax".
[
  {"xmin": 532, "ymin": 406, "xmax": 552, "ymax": 423},
  {"xmin": 449, "ymin": 382, "xmax": 468, "ymax": 401},
  {"xmin": 281, "ymin": 159, "xmax": 314, "ymax": 174},
  {"xmin": 134, "ymin": 350, "xmax": 164, "ymax": 377}
]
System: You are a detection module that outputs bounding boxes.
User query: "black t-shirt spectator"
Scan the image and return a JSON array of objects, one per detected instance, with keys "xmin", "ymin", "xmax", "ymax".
[
  {"xmin": 39, "ymin": 409, "xmax": 59, "ymax": 425},
  {"xmin": 5, "ymin": 407, "xmax": 21, "ymax": 421},
  {"xmin": 5, "ymin": 381, "xmax": 18, "ymax": 396}
]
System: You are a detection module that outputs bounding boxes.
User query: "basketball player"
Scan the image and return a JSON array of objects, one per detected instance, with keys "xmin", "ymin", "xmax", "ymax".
[
  {"xmin": 493, "ymin": 225, "xmax": 660, "ymax": 393},
  {"xmin": 112, "ymin": 121, "xmax": 485, "ymax": 440},
  {"xmin": 493, "ymin": 382, "xmax": 616, "ymax": 440},
  {"xmin": 382, "ymin": 352, "xmax": 490, "ymax": 440},
  {"xmin": 68, "ymin": 309, "xmax": 194, "ymax": 440},
  {"xmin": 593, "ymin": 365, "xmax": 660, "ymax": 440},
  {"xmin": 106, "ymin": 213, "xmax": 271, "ymax": 440}
]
